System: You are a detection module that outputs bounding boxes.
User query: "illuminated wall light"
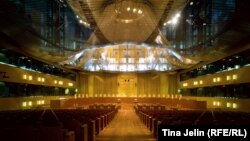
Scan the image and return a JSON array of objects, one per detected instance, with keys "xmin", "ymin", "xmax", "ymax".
[
  {"xmin": 28, "ymin": 101, "xmax": 32, "ymax": 106},
  {"xmin": 28, "ymin": 75, "xmax": 32, "ymax": 81},
  {"xmin": 226, "ymin": 75, "xmax": 231, "ymax": 81},
  {"xmin": 193, "ymin": 81, "xmax": 198, "ymax": 85},
  {"xmin": 54, "ymin": 80, "xmax": 58, "ymax": 84},
  {"xmin": 37, "ymin": 77, "xmax": 41, "ymax": 82},
  {"xmin": 226, "ymin": 102, "xmax": 231, "ymax": 108},
  {"xmin": 216, "ymin": 101, "xmax": 221, "ymax": 106},
  {"xmin": 59, "ymin": 81, "xmax": 63, "ymax": 85},
  {"xmin": 23, "ymin": 74, "xmax": 27, "ymax": 80},
  {"xmin": 183, "ymin": 83, "xmax": 188, "ymax": 87},
  {"xmin": 41, "ymin": 100, "xmax": 45, "ymax": 104},
  {"xmin": 22, "ymin": 101, "xmax": 27, "ymax": 107},
  {"xmin": 213, "ymin": 101, "xmax": 217, "ymax": 106},
  {"xmin": 216, "ymin": 77, "xmax": 221, "ymax": 82},
  {"xmin": 37, "ymin": 100, "xmax": 41, "ymax": 105},
  {"xmin": 232, "ymin": 74, "xmax": 238, "ymax": 80},
  {"xmin": 75, "ymin": 89, "xmax": 78, "ymax": 93},
  {"xmin": 213, "ymin": 78, "xmax": 217, "ymax": 83},
  {"xmin": 41, "ymin": 78, "xmax": 45, "ymax": 82},
  {"xmin": 68, "ymin": 83, "xmax": 73, "ymax": 86},
  {"xmin": 199, "ymin": 80, "xmax": 203, "ymax": 84},
  {"xmin": 232, "ymin": 103, "xmax": 237, "ymax": 109}
]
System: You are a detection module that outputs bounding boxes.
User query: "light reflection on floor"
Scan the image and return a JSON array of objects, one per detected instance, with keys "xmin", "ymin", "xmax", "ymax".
[{"xmin": 96, "ymin": 104, "xmax": 156, "ymax": 141}]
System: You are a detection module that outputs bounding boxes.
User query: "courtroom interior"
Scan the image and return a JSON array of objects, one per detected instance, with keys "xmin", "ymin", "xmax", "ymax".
[{"xmin": 0, "ymin": 0, "xmax": 250, "ymax": 141}]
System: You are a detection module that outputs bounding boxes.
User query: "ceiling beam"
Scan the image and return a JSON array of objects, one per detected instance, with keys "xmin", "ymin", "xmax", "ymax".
[
  {"xmin": 79, "ymin": 0, "xmax": 110, "ymax": 44},
  {"xmin": 145, "ymin": 0, "xmax": 174, "ymax": 44}
]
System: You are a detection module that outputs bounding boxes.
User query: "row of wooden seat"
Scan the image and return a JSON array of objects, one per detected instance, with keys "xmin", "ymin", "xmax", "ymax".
[
  {"xmin": 0, "ymin": 108, "xmax": 119, "ymax": 141},
  {"xmin": 135, "ymin": 106, "xmax": 250, "ymax": 138},
  {"xmin": 136, "ymin": 104, "xmax": 166, "ymax": 111},
  {"xmin": 88, "ymin": 103, "xmax": 121, "ymax": 110}
]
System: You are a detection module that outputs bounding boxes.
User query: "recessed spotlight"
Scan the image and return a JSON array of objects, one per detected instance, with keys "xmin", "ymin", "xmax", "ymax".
[
  {"xmin": 133, "ymin": 8, "xmax": 137, "ymax": 13},
  {"xmin": 138, "ymin": 9, "xmax": 142, "ymax": 14}
]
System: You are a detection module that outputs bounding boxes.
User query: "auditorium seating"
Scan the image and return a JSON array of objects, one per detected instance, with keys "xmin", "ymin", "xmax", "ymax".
[
  {"xmin": 88, "ymin": 103, "xmax": 121, "ymax": 110},
  {"xmin": 58, "ymin": 97, "xmax": 206, "ymax": 110},
  {"xmin": 135, "ymin": 104, "xmax": 250, "ymax": 138},
  {"xmin": 0, "ymin": 107, "xmax": 119, "ymax": 141}
]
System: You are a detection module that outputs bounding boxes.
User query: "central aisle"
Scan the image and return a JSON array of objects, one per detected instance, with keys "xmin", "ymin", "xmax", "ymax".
[{"xmin": 96, "ymin": 104, "xmax": 156, "ymax": 141}]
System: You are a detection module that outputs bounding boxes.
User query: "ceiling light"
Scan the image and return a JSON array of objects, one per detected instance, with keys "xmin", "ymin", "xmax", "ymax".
[
  {"xmin": 133, "ymin": 8, "xmax": 137, "ymax": 13},
  {"xmin": 172, "ymin": 17, "xmax": 178, "ymax": 25},
  {"xmin": 60, "ymin": 43, "xmax": 198, "ymax": 72},
  {"xmin": 138, "ymin": 9, "xmax": 142, "ymax": 14},
  {"xmin": 175, "ymin": 13, "xmax": 181, "ymax": 18}
]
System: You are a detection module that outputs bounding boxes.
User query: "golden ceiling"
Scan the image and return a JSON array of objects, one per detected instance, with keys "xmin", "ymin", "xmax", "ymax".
[
  {"xmin": 57, "ymin": 0, "xmax": 199, "ymax": 72},
  {"xmin": 1, "ymin": 0, "xmax": 248, "ymax": 72},
  {"xmin": 66, "ymin": 0, "xmax": 187, "ymax": 44}
]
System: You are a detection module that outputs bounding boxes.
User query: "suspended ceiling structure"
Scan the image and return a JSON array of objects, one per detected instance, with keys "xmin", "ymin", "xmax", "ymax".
[
  {"xmin": 59, "ymin": 0, "xmax": 199, "ymax": 72},
  {"xmin": 3, "ymin": 0, "xmax": 239, "ymax": 73}
]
